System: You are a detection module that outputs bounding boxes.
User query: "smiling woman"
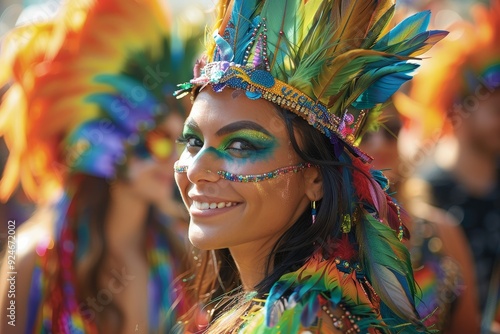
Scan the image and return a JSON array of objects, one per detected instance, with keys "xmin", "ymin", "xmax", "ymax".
[{"xmin": 173, "ymin": 0, "xmax": 448, "ymax": 333}]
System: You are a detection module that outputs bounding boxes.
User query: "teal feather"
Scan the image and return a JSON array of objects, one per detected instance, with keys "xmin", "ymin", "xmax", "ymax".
[
  {"xmin": 213, "ymin": 32, "xmax": 234, "ymax": 61},
  {"xmin": 356, "ymin": 213, "xmax": 423, "ymax": 328},
  {"xmin": 265, "ymin": 280, "xmax": 295, "ymax": 326},
  {"xmin": 259, "ymin": 0, "xmax": 298, "ymax": 72},
  {"xmin": 229, "ymin": 0, "xmax": 260, "ymax": 63},
  {"xmin": 375, "ymin": 30, "xmax": 448, "ymax": 57},
  {"xmin": 300, "ymin": 291, "xmax": 319, "ymax": 327},
  {"xmin": 370, "ymin": 169, "xmax": 389, "ymax": 192},
  {"xmin": 314, "ymin": 49, "xmax": 389, "ymax": 104},
  {"xmin": 342, "ymin": 61, "xmax": 416, "ymax": 110},
  {"xmin": 352, "ymin": 62, "xmax": 418, "ymax": 109},
  {"xmin": 375, "ymin": 10, "xmax": 431, "ymax": 49}
]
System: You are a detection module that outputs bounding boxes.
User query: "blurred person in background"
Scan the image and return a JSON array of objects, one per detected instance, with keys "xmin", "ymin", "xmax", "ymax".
[
  {"xmin": 0, "ymin": 0, "xmax": 202, "ymax": 332},
  {"xmin": 359, "ymin": 102, "xmax": 480, "ymax": 333},
  {"xmin": 394, "ymin": 1, "xmax": 500, "ymax": 332}
]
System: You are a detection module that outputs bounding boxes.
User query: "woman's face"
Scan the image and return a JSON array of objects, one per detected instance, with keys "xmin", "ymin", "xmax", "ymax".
[
  {"xmin": 175, "ymin": 89, "xmax": 314, "ymax": 251},
  {"xmin": 126, "ymin": 112, "xmax": 184, "ymax": 206}
]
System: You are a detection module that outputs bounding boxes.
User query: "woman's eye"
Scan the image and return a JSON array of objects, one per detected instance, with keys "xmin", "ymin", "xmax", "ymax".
[
  {"xmin": 176, "ymin": 135, "xmax": 203, "ymax": 154},
  {"xmin": 187, "ymin": 137, "xmax": 203, "ymax": 147},
  {"xmin": 227, "ymin": 140, "xmax": 255, "ymax": 151},
  {"xmin": 225, "ymin": 140, "xmax": 260, "ymax": 158}
]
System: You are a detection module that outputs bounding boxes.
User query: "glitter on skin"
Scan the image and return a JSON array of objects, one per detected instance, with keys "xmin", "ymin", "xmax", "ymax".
[{"xmin": 174, "ymin": 162, "xmax": 314, "ymax": 182}]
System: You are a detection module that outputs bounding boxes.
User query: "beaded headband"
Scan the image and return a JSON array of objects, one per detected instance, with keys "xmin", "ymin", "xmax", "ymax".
[{"xmin": 175, "ymin": 0, "xmax": 447, "ymax": 163}]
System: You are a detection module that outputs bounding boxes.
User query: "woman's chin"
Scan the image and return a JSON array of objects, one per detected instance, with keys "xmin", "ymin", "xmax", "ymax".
[{"xmin": 188, "ymin": 224, "xmax": 224, "ymax": 250}]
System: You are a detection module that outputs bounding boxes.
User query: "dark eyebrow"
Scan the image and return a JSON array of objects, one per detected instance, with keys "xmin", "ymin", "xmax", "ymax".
[
  {"xmin": 215, "ymin": 120, "xmax": 273, "ymax": 137},
  {"xmin": 184, "ymin": 118, "xmax": 200, "ymax": 132}
]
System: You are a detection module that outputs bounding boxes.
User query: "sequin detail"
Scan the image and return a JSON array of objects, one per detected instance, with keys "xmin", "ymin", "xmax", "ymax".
[{"xmin": 174, "ymin": 162, "xmax": 314, "ymax": 182}]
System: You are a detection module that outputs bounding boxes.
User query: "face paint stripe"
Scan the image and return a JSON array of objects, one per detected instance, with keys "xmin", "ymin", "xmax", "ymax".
[{"xmin": 174, "ymin": 161, "xmax": 314, "ymax": 182}]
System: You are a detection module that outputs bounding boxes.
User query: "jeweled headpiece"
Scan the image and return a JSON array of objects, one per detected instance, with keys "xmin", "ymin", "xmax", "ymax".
[
  {"xmin": 175, "ymin": 0, "xmax": 447, "ymax": 161},
  {"xmin": 0, "ymin": 0, "xmax": 202, "ymax": 202}
]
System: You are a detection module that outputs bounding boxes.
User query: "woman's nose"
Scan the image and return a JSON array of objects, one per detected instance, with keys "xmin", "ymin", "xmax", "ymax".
[{"xmin": 185, "ymin": 148, "xmax": 221, "ymax": 184}]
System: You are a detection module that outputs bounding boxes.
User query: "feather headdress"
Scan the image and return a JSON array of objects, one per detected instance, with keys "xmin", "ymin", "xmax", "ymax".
[
  {"xmin": 175, "ymin": 0, "xmax": 447, "ymax": 162},
  {"xmin": 0, "ymin": 0, "xmax": 201, "ymax": 203}
]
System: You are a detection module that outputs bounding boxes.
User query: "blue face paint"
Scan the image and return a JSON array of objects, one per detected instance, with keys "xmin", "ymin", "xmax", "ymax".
[
  {"xmin": 177, "ymin": 124, "xmax": 278, "ymax": 164},
  {"xmin": 217, "ymin": 129, "xmax": 277, "ymax": 162}
]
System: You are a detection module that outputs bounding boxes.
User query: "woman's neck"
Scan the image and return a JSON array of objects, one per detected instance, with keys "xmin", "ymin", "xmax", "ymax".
[
  {"xmin": 105, "ymin": 182, "xmax": 149, "ymax": 254},
  {"xmin": 229, "ymin": 240, "xmax": 276, "ymax": 292}
]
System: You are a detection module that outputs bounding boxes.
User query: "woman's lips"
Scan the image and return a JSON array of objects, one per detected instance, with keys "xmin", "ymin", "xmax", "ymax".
[
  {"xmin": 189, "ymin": 200, "xmax": 241, "ymax": 217},
  {"xmin": 193, "ymin": 201, "xmax": 238, "ymax": 210}
]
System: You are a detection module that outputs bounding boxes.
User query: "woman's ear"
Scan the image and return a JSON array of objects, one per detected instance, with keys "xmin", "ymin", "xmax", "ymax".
[{"xmin": 303, "ymin": 166, "xmax": 323, "ymax": 201}]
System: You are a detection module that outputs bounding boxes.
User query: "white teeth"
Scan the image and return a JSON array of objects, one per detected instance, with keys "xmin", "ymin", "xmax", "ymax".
[{"xmin": 193, "ymin": 201, "xmax": 237, "ymax": 210}]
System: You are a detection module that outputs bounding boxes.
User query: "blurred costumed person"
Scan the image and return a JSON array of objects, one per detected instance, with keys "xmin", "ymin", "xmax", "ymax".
[
  {"xmin": 394, "ymin": 1, "xmax": 500, "ymax": 332},
  {"xmin": 0, "ymin": 0, "xmax": 201, "ymax": 332},
  {"xmin": 173, "ymin": 0, "xmax": 447, "ymax": 332},
  {"xmin": 359, "ymin": 100, "xmax": 480, "ymax": 333}
]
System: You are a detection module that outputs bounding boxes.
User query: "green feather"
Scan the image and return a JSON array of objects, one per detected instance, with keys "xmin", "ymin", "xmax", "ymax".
[
  {"xmin": 361, "ymin": 5, "xmax": 395, "ymax": 49},
  {"xmin": 356, "ymin": 213, "xmax": 422, "ymax": 327},
  {"xmin": 314, "ymin": 49, "xmax": 389, "ymax": 104},
  {"xmin": 260, "ymin": 0, "xmax": 298, "ymax": 72}
]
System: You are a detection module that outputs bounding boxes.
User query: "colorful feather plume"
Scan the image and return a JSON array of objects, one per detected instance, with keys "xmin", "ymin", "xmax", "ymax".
[
  {"xmin": 0, "ymin": 0, "xmax": 201, "ymax": 203},
  {"xmin": 180, "ymin": 0, "xmax": 447, "ymax": 162}
]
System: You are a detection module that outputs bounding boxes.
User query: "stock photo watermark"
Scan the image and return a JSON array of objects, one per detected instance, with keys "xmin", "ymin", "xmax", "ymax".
[
  {"xmin": 78, "ymin": 267, "xmax": 135, "ymax": 321},
  {"xmin": 5, "ymin": 220, "xmax": 17, "ymax": 327}
]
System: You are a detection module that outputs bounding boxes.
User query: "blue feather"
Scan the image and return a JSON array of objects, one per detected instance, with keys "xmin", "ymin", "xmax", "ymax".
[
  {"xmin": 213, "ymin": 31, "xmax": 234, "ymax": 61},
  {"xmin": 375, "ymin": 30, "xmax": 448, "ymax": 57},
  {"xmin": 265, "ymin": 281, "xmax": 294, "ymax": 326},
  {"xmin": 300, "ymin": 292, "xmax": 319, "ymax": 327},
  {"xmin": 375, "ymin": 10, "xmax": 431, "ymax": 49},
  {"xmin": 229, "ymin": 0, "xmax": 259, "ymax": 63},
  {"xmin": 370, "ymin": 169, "xmax": 389, "ymax": 191},
  {"xmin": 353, "ymin": 63, "xmax": 419, "ymax": 109}
]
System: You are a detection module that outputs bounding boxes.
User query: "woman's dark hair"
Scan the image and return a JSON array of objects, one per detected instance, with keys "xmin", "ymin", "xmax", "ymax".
[{"xmin": 256, "ymin": 109, "xmax": 349, "ymax": 292}]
